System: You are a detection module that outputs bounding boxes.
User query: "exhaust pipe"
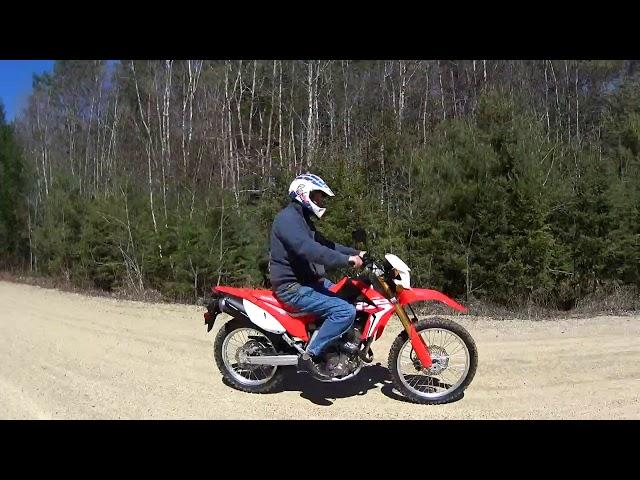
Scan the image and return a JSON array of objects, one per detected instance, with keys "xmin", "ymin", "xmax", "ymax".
[
  {"xmin": 219, "ymin": 295, "xmax": 250, "ymax": 322},
  {"xmin": 204, "ymin": 294, "xmax": 251, "ymax": 332}
]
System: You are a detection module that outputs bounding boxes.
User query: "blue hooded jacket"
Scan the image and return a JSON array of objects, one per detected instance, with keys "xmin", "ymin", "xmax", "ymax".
[{"xmin": 269, "ymin": 201, "xmax": 359, "ymax": 289}]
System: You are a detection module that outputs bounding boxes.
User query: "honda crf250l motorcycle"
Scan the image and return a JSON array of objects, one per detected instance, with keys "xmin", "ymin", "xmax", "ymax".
[{"xmin": 203, "ymin": 253, "xmax": 478, "ymax": 404}]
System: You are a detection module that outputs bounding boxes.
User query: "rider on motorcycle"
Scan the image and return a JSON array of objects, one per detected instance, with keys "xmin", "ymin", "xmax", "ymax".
[{"xmin": 269, "ymin": 173, "xmax": 365, "ymax": 379}]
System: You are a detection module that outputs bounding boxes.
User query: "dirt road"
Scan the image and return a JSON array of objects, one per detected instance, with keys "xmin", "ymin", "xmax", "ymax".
[{"xmin": 1, "ymin": 280, "xmax": 638, "ymax": 419}]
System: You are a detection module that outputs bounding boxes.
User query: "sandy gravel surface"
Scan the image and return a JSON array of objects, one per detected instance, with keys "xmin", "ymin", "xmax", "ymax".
[{"xmin": 1, "ymin": 280, "xmax": 638, "ymax": 419}]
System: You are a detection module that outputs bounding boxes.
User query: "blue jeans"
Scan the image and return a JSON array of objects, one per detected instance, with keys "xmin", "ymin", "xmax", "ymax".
[{"xmin": 275, "ymin": 279, "xmax": 356, "ymax": 357}]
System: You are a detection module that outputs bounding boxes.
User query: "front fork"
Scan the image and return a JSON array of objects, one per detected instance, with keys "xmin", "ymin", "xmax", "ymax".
[{"xmin": 376, "ymin": 277, "xmax": 433, "ymax": 369}]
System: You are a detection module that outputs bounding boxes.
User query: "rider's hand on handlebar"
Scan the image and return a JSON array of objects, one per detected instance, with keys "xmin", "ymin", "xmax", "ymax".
[{"xmin": 348, "ymin": 255, "xmax": 364, "ymax": 268}]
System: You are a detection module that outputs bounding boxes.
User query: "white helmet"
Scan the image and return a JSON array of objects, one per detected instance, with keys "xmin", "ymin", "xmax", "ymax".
[{"xmin": 288, "ymin": 173, "xmax": 335, "ymax": 218}]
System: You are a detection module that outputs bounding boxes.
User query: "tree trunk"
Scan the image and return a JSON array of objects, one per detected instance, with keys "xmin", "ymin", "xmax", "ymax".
[
  {"xmin": 306, "ymin": 61, "xmax": 313, "ymax": 167},
  {"xmin": 130, "ymin": 61, "xmax": 158, "ymax": 235},
  {"xmin": 438, "ymin": 61, "xmax": 446, "ymax": 121}
]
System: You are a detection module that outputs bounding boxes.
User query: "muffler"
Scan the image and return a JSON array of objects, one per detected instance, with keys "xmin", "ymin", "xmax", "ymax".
[{"xmin": 204, "ymin": 294, "xmax": 251, "ymax": 332}]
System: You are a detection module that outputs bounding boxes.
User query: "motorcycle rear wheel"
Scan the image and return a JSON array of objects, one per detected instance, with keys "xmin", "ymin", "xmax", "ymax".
[{"xmin": 214, "ymin": 318, "xmax": 286, "ymax": 394}]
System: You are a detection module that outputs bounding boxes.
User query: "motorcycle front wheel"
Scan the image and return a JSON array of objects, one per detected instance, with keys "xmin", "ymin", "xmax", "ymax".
[{"xmin": 388, "ymin": 317, "xmax": 478, "ymax": 405}]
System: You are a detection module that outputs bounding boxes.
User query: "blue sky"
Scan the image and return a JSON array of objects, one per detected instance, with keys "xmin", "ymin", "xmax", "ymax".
[{"xmin": 0, "ymin": 60, "xmax": 55, "ymax": 121}]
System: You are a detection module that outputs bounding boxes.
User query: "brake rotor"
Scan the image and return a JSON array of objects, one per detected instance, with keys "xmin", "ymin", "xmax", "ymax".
[{"xmin": 410, "ymin": 345, "xmax": 449, "ymax": 374}]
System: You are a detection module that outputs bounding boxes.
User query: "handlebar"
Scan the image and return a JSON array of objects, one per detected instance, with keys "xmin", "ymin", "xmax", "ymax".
[{"xmin": 348, "ymin": 252, "xmax": 375, "ymax": 268}]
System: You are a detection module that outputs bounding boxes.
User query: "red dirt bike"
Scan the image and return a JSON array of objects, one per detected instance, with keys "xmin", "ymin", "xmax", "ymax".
[{"xmin": 203, "ymin": 252, "xmax": 478, "ymax": 405}]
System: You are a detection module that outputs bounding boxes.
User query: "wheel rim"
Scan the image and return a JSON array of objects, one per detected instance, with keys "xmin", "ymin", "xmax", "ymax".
[
  {"xmin": 221, "ymin": 327, "xmax": 278, "ymax": 386},
  {"xmin": 396, "ymin": 327, "xmax": 471, "ymax": 400}
]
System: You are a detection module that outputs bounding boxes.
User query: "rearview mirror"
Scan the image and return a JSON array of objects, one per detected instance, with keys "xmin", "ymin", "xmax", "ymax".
[{"xmin": 351, "ymin": 228, "xmax": 367, "ymax": 245}]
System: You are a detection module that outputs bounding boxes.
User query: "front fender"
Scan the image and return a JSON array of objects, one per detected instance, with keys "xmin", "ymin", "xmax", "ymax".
[{"xmin": 398, "ymin": 288, "xmax": 468, "ymax": 314}]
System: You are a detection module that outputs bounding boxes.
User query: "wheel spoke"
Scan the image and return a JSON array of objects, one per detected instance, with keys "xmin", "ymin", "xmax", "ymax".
[{"xmin": 448, "ymin": 345, "xmax": 465, "ymax": 356}]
